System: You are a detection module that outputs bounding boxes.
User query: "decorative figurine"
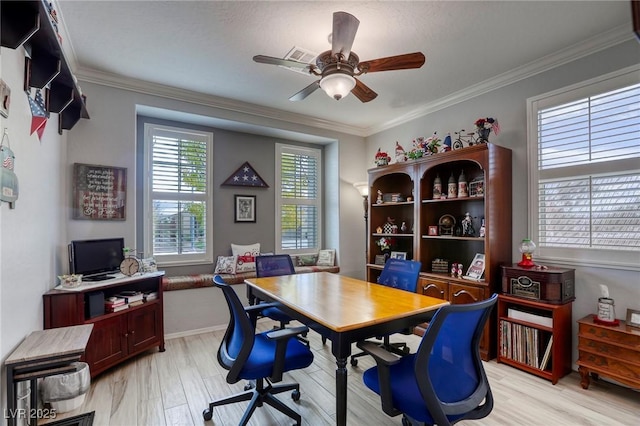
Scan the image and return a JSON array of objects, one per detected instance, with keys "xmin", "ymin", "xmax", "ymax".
[
  {"xmin": 400, "ymin": 221, "xmax": 408, "ymax": 233},
  {"xmin": 451, "ymin": 263, "xmax": 458, "ymax": 278},
  {"xmin": 458, "ymin": 170, "xmax": 468, "ymax": 198},
  {"xmin": 433, "ymin": 174, "xmax": 442, "ymax": 199},
  {"xmin": 479, "ymin": 218, "xmax": 486, "ymax": 238},
  {"xmin": 448, "ymin": 173, "xmax": 457, "ymax": 198},
  {"xmin": 395, "ymin": 141, "xmax": 406, "ymax": 162},
  {"xmin": 456, "ymin": 264, "xmax": 463, "ymax": 278},
  {"xmin": 376, "ymin": 226, "xmax": 383, "ymax": 234},
  {"xmin": 462, "ymin": 212, "xmax": 475, "ymax": 237},
  {"xmin": 376, "ymin": 189, "xmax": 383, "ymax": 204}
]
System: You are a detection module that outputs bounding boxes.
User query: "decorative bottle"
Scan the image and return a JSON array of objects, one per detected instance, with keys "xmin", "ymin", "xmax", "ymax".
[
  {"xmin": 458, "ymin": 170, "xmax": 468, "ymax": 198},
  {"xmin": 433, "ymin": 174, "xmax": 442, "ymax": 199},
  {"xmin": 448, "ymin": 173, "xmax": 457, "ymax": 198},
  {"xmin": 479, "ymin": 218, "xmax": 486, "ymax": 238}
]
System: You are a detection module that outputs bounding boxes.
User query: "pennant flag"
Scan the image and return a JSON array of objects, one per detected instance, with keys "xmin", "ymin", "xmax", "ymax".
[
  {"xmin": 28, "ymin": 89, "xmax": 48, "ymax": 139},
  {"xmin": 222, "ymin": 161, "xmax": 269, "ymax": 187}
]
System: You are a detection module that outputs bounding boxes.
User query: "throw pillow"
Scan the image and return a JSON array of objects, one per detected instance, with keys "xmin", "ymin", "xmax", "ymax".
[
  {"xmin": 231, "ymin": 243, "xmax": 261, "ymax": 273},
  {"xmin": 317, "ymin": 249, "xmax": 336, "ymax": 266},
  {"xmin": 297, "ymin": 254, "xmax": 318, "ymax": 266},
  {"xmin": 214, "ymin": 255, "xmax": 237, "ymax": 274}
]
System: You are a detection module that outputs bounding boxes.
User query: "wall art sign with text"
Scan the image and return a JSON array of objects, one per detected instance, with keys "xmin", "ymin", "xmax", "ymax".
[{"xmin": 73, "ymin": 163, "xmax": 127, "ymax": 220}]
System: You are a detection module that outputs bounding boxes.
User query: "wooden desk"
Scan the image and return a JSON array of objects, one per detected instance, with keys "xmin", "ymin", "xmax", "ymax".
[
  {"xmin": 245, "ymin": 272, "xmax": 448, "ymax": 426},
  {"xmin": 5, "ymin": 324, "xmax": 93, "ymax": 426}
]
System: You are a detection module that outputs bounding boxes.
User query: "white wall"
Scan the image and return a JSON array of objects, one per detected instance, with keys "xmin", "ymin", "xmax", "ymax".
[
  {"xmin": 365, "ymin": 39, "xmax": 640, "ymax": 365},
  {"xmin": 0, "ymin": 46, "xmax": 68, "ymax": 408}
]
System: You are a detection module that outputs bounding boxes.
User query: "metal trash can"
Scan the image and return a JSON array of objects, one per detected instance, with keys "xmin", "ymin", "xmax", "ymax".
[{"xmin": 40, "ymin": 362, "xmax": 90, "ymax": 413}]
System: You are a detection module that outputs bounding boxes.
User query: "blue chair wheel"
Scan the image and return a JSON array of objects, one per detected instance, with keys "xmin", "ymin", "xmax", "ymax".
[
  {"xmin": 203, "ymin": 408, "xmax": 213, "ymax": 421},
  {"xmin": 291, "ymin": 389, "xmax": 301, "ymax": 401}
]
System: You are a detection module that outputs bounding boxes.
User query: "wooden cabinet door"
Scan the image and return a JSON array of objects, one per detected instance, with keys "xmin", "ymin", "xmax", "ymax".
[
  {"xmin": 84, "ymin": 315, "xmax": 127, "ymax": 375},
  {"xmin": 419, "ymin": 277, "xmax": 448, "ymax": 300},
  {"xmin": 127, "ymin": 303, "xmax": 161, "ymax": 354}
]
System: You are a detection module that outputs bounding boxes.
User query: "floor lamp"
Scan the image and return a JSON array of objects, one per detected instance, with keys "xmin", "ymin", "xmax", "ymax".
[{"xmin": 353, "ymin": 182, "xmax": 369, "ymax": 261}]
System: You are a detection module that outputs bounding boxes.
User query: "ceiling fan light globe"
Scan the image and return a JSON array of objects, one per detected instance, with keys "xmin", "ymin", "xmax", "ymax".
[{"xmin": 320, "ymin": 73, "xmax": 356, "ymax": 101}]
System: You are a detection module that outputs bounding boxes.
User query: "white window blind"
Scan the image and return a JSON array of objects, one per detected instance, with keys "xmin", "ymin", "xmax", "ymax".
[
  {"xmin": 528, "ymin": 67, "xmax": 640, "ymax": 269},
  {"xmin": 276, "ymin": 144, "xmax": 321, "ymax": 253},
  {"xmin": 144, "ymin": 124, "xmax": 213, "ymax": 265}
]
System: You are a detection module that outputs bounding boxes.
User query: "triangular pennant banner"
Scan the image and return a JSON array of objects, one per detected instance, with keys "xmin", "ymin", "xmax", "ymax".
[
  {"xmin": 222, "ymin": 161, "xmax": 269, "ymax": 188},
  {"xmin": 28, "ymin": 89, "xmax": 48, "ymax": 140}
]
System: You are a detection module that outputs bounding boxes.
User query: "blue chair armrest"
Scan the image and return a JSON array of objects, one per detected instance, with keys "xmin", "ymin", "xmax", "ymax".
[
  {"xmin": 266, "ymin": 325, "xmax": 310, "ymax": 382},
  {"xmin": 356, "ymin": 341, "xmax": 403, "ymax": 417}
]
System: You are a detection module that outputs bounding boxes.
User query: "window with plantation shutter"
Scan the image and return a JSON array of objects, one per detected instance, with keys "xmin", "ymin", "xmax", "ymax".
[
  {"xmin": 144, "ymin": 124, "xmax": 213, "ymax": 266},
  {"xmin": 276, "ymin": 144, "xmax": 321, "ymax": 253},
  {"xmin": 528, "ymin": 66, "xmax": 640, "ymax": 269}
]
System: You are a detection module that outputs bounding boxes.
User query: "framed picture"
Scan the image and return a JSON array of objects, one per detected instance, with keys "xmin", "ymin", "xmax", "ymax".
[
  {"xmin": 464, "ymin": 253, "xmax": 486, "ymax": 281},
  {"xmin": 626, "ymin": 308, "xmax": 640, "ymax": 328},
  {"xmin": 390, "ymin": 251, "xmax": 407, "ymax": 260},
  {"xmin": 234, "ymin": 195, "xmax": 256, "ymax": 223},
  {"xmin": 374, "ymin": 255, "xmax": 387, "ymax": 265},
  {"xmin": 428, "ymin": 225, "xmax": 438, "ymax": 236},
  {"xmin": 72, "ymin": 163, "xmax": 127, "ymax": 220}
]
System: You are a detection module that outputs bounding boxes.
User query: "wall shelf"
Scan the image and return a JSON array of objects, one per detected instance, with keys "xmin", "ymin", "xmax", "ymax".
[{"xmin": 1, "ymin": 0, "xmax": 89, "ymax": 132}]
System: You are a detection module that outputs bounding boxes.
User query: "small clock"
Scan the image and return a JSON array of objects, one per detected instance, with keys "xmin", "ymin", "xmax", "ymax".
[{"xmin": 120, "ymin": 256, "xmax": 140, "ymax": 276}]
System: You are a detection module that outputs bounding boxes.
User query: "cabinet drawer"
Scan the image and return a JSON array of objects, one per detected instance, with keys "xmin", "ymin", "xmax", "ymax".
[
  {"xmin": 579, "ymin": 324, "xmax": 640, "ymax": 349},
  {"xmin": 578, "ymin": 337, "xmax": 640, "ymax": 364},
  {"xmin": 450, "ymin": 282, "xmax": 484, "ymax": 304},
  {"xmin": 578, "ymin": 351, "xmax": 640, "ymax": 382},
  {"xmin": 419, "ymin": 277, "xmax": 447, "ymax": 300}
]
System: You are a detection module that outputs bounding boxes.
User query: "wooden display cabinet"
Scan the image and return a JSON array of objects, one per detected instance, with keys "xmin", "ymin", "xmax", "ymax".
[
  {"xmin": 43, "ymin": 272, "xmax": 165, "ymax": 377},
  {"xmin": 366, "ymin": 144, "xmax": 512, "ymax": 360},
  {"xmin": 497, "ymin": 294, "xmax": 573, "ymax": 384}
]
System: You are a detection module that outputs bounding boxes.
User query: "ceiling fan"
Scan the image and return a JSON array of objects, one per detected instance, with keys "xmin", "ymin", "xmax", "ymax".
[{"xmin": 253, "ymin": 11, "xmax": 426, "ymax": 103}]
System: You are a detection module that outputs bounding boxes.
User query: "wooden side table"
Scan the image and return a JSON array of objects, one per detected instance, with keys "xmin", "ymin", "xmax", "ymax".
[
  {"xmin": 577, "ymin": 314, "xmax": 640, "ymax": 390},
  {"xmin": 4, "ymin": 324, "xmax": 93, "ymax": 426}
]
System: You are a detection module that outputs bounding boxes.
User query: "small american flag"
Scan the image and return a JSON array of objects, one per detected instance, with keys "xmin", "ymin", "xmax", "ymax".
[{"xmin": 28, "ymin": 89, "xmax": 48, "ymax": 139}]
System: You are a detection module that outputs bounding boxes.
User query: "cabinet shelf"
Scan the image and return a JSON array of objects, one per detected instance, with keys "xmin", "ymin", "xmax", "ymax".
[
  {"xmin": 372, "ymin": 201, "xmax": 414, "ymax": 207},
  {"xmin": 421, "ymin": 235, "xmax": 484, "ymax": 241},
  {"xmin": 373, "ymin": 233, "xmax": 413, "ymax": 237},
  {"xmin": 1, "ymin": 0, "xmax": 89, "ymax": 131},
  {"xmin": 421, "ymin": 196, "xmax": 484, "ymax": 204},
  {"xmin": 497, "ymin": 294, "xmax": 572, "ymax": 384}
]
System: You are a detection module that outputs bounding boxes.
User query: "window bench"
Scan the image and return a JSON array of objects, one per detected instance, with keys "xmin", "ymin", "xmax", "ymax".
[{"xmin": 162, "ymin": 265, "xmax": 340, "ymax": 292}]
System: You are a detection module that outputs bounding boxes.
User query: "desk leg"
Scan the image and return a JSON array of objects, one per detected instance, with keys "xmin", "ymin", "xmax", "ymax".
[{"xmin": 335, "ymin": 357, "xmax": 348, "ymax": 426}]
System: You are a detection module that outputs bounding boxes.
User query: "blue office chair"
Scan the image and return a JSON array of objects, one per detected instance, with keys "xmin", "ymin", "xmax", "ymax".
[
  {"xmin": 350, "ymin": 258, "xmax": 422, "ymax": 366},
  {"xmin": 203, "ymin": 275, "xmax": 314, "ymax": 426},
  {"xmin": 255, "ymin": 254, "xmax": 296, "ymax": 328},
  {"xmin": 358, "ymin": 294, "xmax": 498, "ymax": 426}
]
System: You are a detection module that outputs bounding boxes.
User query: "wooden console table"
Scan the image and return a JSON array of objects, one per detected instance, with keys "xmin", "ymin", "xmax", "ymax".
[
  {"xmin": 577, "ymin": 314, "xmax": 640, "ymax": 390},
  {"xmin": 5, "ymin": 324, "xmax": 93, "ymax": 426}
]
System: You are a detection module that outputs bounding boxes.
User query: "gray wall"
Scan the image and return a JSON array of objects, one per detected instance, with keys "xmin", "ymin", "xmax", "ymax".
[{"xmin": 365, "ymin": 39, "xmax": 640, "ymax": 366}]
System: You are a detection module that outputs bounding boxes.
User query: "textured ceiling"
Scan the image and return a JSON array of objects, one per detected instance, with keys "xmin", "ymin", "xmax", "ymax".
[{"xmin": 57, "ymin": 1, "xmax": 633, "ymax": 135}]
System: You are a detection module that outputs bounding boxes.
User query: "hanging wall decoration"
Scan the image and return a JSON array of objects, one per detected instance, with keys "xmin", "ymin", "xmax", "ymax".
[
  {"xmin": 28, "ymin": 88, "xmax": 49, "ymax": 140},
  {"xmin": 0, "ymin": 79, "xmax": 11, "ymax": 118},
  {"xmin": 0, "ymin": 128, "xmax": 18, "ymax": 208},
  {"xmin": 72, "ymin": 163, "xmax": 127, "ymax": 220},
  {"xmin": 222, "ymin": 161, "xmax": 269, "ymax": 187}
]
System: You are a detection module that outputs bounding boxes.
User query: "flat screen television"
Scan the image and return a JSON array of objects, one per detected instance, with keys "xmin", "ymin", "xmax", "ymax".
[{"xmin": 69, "ymin": 238, "xmax": 125, "ymax": 280}]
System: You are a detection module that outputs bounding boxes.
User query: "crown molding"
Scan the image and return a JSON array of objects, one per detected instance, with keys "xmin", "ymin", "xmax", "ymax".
[
  {"xmin": 368, "ymin": 25, "xmax": 633, "ymax": 135},
  {"xmin": 75, "ymin": 68, "xmax": 369, "ymax": 137},
  {"xmin": 76, "ymin": 25, "xmax": 631, "ymax": 139}
]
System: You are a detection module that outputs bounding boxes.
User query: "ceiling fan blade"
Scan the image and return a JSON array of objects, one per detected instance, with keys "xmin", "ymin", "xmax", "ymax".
[
  {"xmin": 351, "ymin": 79, "xmax": 377, "ymax": 103},
  {"xmin": 359, "ymin": 52, "xmax": 426, "ymax": 74},
  {"xmin": 253, "ymin": 55, "xmax": 311, "ymax": 70},
  {"xmin": 289, "ymin": 81, "xmax": 321, "ymax": 101},
  {"xmin": 331, "ymin": 11, "xmax": 360, "ymax": 60}
]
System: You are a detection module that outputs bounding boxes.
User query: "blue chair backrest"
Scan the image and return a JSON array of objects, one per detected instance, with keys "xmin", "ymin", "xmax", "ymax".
[
  {"xmin": 414, "ymin": 294, "xmax": 498, "ymax": 418},
  {"xmin": 378, "ymin": 258, "xmax": 421, "ymax": 292},
  {"xmin": 213, "ymin": 275, "xmax": 255, "ymax": 380},
  {"xmin": 256, "ymin": 255, "xmax": 295, "ymax": 278}
]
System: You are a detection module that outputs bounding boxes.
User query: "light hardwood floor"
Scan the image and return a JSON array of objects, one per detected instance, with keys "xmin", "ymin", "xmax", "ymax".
[{"xmin": 41, "ymin": 321, "xmax": 639, "ymax": 426}]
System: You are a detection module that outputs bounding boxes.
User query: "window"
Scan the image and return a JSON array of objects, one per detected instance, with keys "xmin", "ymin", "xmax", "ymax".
[
  {"xmin": 275, "ymin": 144, "xmax": 322, "ymax": 254},
  {"xmin": 144, "ymin": 124, "xmax": 213, "ymax": 266},
  {"xmin": 527, "ymin": 66, "xmax": 640, "ymax": 269}
]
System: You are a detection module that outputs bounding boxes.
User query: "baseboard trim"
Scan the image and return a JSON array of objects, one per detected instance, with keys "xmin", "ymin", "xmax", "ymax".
[{"xmin": 165, "ymin": 324, "xmax": 227, "ymax": 340}]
